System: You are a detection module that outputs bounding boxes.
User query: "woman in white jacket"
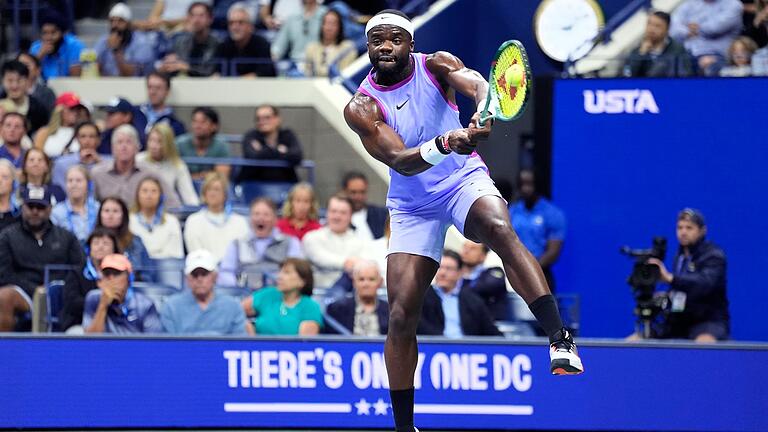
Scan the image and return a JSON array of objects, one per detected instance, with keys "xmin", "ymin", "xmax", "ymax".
[
  {"xmin": 129, "ymin": 176, "xmax": 184, "ymax": 259},
  {"xmin": 183, "ymin": 172, "xmax": 248, "ymax": 261}
]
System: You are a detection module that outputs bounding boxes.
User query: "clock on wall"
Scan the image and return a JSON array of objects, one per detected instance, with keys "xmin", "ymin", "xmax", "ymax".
[{"xmin": 534, "ymin": 0, "xmax": 605, "ymax": 62}]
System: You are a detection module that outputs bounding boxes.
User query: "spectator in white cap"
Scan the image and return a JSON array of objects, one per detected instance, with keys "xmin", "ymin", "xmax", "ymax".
[
  {"xmin": 94, "ymin": 2, "xmax": 158, "ymax": 76},
  {"xmin": 160, "ymin": 249, "xmax": 252, "ymax": 335}
]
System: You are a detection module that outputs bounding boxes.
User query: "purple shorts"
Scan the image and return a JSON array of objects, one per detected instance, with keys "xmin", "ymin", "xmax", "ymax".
[{"xmin": 388, "ymin": 169, "xmax": 503, "ymax": 263}]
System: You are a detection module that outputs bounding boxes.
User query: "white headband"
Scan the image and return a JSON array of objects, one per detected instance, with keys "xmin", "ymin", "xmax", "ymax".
[{"xmin": 365, "ymin": 13, "xmax": 414, "ymax": 38}]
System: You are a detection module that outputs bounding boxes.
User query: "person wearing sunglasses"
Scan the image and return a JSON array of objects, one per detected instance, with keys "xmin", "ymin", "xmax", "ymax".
[{"xmin": 0, "ymin": 185, "xmax": 84, "ymax": 331}]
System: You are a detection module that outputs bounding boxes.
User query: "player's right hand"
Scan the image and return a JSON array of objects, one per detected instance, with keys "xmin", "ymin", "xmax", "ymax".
[{"xmin": 445, "ymin": 128, "xmax": 475, "ymax": 154}]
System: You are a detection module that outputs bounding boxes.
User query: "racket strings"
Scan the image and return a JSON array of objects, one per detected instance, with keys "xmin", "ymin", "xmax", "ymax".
[{"xmin": 492, "ymin": 47, "xmax": 527, "ymax": 118}]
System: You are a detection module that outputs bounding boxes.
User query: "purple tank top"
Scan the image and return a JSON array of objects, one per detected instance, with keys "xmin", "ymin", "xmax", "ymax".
[{"xmin": 358, "ymin": 53, "xmax": 487, "ymax": 212}]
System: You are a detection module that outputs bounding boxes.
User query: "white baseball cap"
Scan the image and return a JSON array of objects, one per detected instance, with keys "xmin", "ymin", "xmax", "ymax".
[
  {"xmin": 109, "ymin": 3, "xmax": 132, "ymax": 21},
  {"xmin": 185, "ymin": 249, "xmax": 219, "ymax": 275}
]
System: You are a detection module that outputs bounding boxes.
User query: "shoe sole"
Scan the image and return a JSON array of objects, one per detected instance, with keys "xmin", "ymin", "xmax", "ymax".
[{"xmin": 551, "ymin": 358, "xmax": 584, "ymax": 375}]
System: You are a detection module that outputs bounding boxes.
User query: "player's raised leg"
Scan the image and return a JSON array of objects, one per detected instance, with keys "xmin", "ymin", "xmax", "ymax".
[
  {"xmin": 463, "ymin": 195, "xmax": 583, "ymax": 375},
  {"xmin": 385, "ymin": 253, "xmax": 438, "ymax": 432}
]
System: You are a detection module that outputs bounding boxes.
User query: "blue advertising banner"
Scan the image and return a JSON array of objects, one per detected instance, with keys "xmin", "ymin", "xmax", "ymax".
[
  {"xmin": 1, "ymin": 336, "xmax": 765, "ymax": 431},
  {"xmin": 551, "ymin": 77, "xmax": 768, "ymax": 341}
]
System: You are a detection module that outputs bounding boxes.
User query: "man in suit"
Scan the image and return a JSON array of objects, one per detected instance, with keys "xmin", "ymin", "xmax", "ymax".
[
  {"xmin": 460, "ymin": 240, "xmax": 511, "ymax": 321},
  {"xmin": 342, "ymin": 171, "xmax": 388, "ymax": 240},
  {"xmin": 418, "ymin": 250, "xmax": 501, "ymax": 337},
  {"xmin": 325, "ymin": 259, "xmax": 388, "ymax": 335}
]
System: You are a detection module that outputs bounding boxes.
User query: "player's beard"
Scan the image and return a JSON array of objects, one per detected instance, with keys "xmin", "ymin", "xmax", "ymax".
[{"xmin": 371, "ymin": 53, "xmax": 412, "ymax": 85}]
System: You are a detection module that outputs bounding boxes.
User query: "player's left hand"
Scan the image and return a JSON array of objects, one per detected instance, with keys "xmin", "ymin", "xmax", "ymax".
[{"xmin": 468, "ymin": 112, "xmax": 492, "ymax": 143}]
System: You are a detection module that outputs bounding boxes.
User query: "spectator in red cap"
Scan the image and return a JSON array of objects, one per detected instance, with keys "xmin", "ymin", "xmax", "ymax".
[
  {"xmin": 33, "ymin": 92, "xmax": 91, "ymax": 157},
  {"xmin": 83, "ymin": 253, "xmax": 163, "ymax": 334}
]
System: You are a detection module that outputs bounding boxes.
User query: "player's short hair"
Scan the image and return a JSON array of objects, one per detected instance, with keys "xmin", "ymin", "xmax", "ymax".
[
  {"xmin": 442, "ymin": 249, "xmax": 463, "ymax": 269},
  {"xmin": 341, "ymin": 171, "xmax": 368, "ymax": 189},
  {"xmin": 374, "ymin": 9, "xmax": 411, "ymax": 20}
]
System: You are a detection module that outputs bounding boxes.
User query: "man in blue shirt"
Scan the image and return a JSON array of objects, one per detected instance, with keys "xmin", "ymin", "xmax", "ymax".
[
  {"xmin": 29, "ymin": 13, "xmax": 84, "ymax": 79},
  {"xmin": 0, "ymin": 112, "xmax": 27, "ymax": 169},
  {"xmin": 417, "ymin": 250, "xmax": 501, "ymax": 338},
  {"xmin": 509, "ymin": 169, "xmax": 566, "ymax": 291},
  {"xmin": 95, "ymin": 3, "xmax": 157, "ymax": 77},
  {"xmin": 83, "ymin": 254, "xmax": 163, "ymax": 334},
  {"xmin": 669, "ymin": 0, "xmax": 743, "ymax": 75},
  {"xmin": 161, "ymin": 249, "xmax": 251, "ymax": 335}
]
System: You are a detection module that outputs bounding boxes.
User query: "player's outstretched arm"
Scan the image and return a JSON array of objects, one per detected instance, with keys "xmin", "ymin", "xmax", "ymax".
[
  {"xmin": 427, "ymin": 51, "xmax": 488, "ymax": 108},
  {"xmin": 344, "ymin": 93, "xmax": 437, "ymax": 176},
  {"xmin": 426, "ymin": 51, "xmax": 493, "ymax": 140}
]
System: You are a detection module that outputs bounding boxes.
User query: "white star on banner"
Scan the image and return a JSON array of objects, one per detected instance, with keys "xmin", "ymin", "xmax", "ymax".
[
  {"xmin": 373, "ymin": 398, "xmax": 389, "ymax": 415},
  {"xmin": 355, "ymin": 398, "xmax": 372, "ymax": 415}
]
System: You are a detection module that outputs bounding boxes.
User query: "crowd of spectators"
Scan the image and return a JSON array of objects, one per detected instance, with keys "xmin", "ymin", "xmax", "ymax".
[
  {"xmin": 9, "ymin": 0, "xmax": 375, "ymax": 80},
  {"xmin": 0, "ymin": 0, "xmax": 733, "ymax": 342},
  {"xmin": 622, "ymin": 0, "xmax": 768, "ymax": 77}
]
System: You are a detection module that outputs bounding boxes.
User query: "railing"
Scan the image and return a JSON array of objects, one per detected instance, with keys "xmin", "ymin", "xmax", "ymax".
[{"xmin": 180, "ymin": 157, "xmax": 316, "ymax": 184}]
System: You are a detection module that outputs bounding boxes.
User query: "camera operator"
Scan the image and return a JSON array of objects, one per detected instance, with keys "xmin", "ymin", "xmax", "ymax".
[{"xmin": 647, "ymin": 208, "xmax": 730, "ymax": 342}]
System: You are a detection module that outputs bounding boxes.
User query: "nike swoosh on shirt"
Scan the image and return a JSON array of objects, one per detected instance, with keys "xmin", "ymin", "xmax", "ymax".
[{"xmin": 396, "ymin": 99, "xmax": 409, "ymax": 110}]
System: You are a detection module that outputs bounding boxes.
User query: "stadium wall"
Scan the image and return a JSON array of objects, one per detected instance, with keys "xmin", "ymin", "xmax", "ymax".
[
  {"xmin": 551, "ymin": 77, "xmax": 768, "ymax": 341},
  {"xmin": 2, "ymin": 335, "xmax": 766, "ymax": 431}
]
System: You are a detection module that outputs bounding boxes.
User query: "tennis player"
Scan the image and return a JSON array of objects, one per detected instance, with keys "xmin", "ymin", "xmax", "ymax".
[{"xmin": 343, "ymin": 10, "xmax": 584, "ymax": 432}]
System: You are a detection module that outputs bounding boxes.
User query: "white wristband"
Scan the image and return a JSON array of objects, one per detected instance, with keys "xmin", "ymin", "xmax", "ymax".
[{"xmin": 420, "ymin": 136, "xmax": 450, "ymax": 165}]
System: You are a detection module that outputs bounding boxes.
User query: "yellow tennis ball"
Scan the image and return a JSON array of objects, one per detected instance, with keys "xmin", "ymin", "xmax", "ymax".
[{"xmin": 504, "ymin": 64, "xmax": 524, "ymax": 90}]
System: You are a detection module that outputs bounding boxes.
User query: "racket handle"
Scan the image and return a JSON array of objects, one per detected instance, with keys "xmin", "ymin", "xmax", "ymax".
[{"xmin": 478, "ymin": 112, "xmax": 493, "ymax": 127}]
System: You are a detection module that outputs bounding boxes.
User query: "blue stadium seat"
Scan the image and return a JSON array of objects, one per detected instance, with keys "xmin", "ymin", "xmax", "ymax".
[
  {"xmin": 132, "ymin": 282, "xmax": 182, "ymax": 308},
  {"xmin": 322, "ymin": 312, "xmax": 352, "ymax": 335},
  {"xmin": 215, "ymin": 285, "xmax": 252, "ymax": 300},
  {"xmin": 235, "ymin": 181, "xmax": 293, "ymax": 206},
  {"xmin": 46, "ymin": 280, "xmax": 65, "ymax": 332},
  {"xmin": 155, "ymin": 258, "xmax": 185, "ymax": 289}
]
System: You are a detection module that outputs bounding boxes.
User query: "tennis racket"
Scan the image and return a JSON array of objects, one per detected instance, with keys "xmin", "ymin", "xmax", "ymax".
[{"xmin": 478, "ymin": 40, "xmax": 532, "ymax": 126}]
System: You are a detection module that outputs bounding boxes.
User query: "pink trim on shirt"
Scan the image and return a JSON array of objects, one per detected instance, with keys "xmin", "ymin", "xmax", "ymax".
[
  {"xmin": 470, "ymin": 151, "xmax": 490, "ymax": 174},
  {"xmin": 358, "ymin": 86, "xmax": 389, "ymax": 123},
  {"xmin": 421, "ymin": 53, "xmax": 459, "ymax": 111},
  {"xmin": 366, "ymin": 55, "xmax": 417, "ymax": 92}
]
